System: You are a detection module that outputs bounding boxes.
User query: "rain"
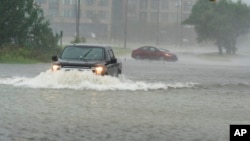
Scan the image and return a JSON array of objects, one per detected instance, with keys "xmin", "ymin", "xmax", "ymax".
[{"xmin": 0, "ymin": 0, "xmax": 250, "ymax": 141}]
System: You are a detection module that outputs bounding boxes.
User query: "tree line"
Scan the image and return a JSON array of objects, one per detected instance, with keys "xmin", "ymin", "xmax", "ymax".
[
  {"xmin": 184, "ymin": 0, "xmax": 250, "ymax": 55},
  {"xmin": 1, "ymin": 0, "xmax": 250, "ymax": 58},
  {"xmin": 0, "ymin": 0, "xmax": 59, "ymax": 49}
]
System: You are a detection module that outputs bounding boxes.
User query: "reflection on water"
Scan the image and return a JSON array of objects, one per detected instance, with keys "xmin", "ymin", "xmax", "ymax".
[
  {"xmin": 0, "ymin": 61, "xmax": 250, "ymax": 141},
  {"xmin": 41, "ymin": 90, "xmax": 61, "ymax": 102}
]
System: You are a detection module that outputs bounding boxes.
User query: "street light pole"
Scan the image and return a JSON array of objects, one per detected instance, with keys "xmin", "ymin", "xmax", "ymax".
[
  {"xmin": 175, "ymin": 2, "xmax": 179, "ymax": 47},
  {"xmin": 76, "ymin": 0, "xmax": 80, "ymax": 39},
  {"xmin": 156, "ymin": 0, "xmax": 160, "ymax": 46},
  {"xmin": 180, "ymin": 0, "xmax": 183, "ymax": 47},
  {"xmin": 123, "ymin": 0, "xmax": 128, "ymax": 48}
]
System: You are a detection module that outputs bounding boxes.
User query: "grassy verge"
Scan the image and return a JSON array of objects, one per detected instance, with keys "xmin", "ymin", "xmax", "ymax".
[
  {"xmin": 196, "ymin": 52, "xmax": 243, "ymax": 61},
  {"xmin": 0, "ymin": 55, "xmax": 38, "ymax": 64},
  {"xmin": 0, "ymin": 45, "xmax": 61, "ymax": 64},
  {"xmin": 0, "ymin": 45, "xmax": 131, "ymax": 63},
  {"xmin": 112, "ymin": 47, "xmax": 132, "ymax": 57}
]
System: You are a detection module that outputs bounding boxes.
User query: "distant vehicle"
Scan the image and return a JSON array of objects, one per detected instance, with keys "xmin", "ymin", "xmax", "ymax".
[
  {"xmin": 131, "ymin": 46, "xmax": 178, "ymax": 61},
  {"xmin": 51, "ymin": 44, "xmax": 122, "ymax": 77}
]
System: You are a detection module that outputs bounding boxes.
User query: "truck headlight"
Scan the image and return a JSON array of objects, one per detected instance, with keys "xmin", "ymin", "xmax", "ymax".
[
  {"xmin": 95, "ymin": 66, "xmax": 104, "ymax": 75},
  {"xmin": 94, "ymin": 66, "xmax": 107, "ymax": 75},
  {"xmin": 52, "ymin": 65, "xmax": 61, "ymax": 71}
]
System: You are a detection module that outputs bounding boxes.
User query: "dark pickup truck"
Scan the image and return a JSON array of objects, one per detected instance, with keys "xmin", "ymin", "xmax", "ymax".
[{"xmin": 51, "ymin": 44, "xmax": 122, "ymax": 77}]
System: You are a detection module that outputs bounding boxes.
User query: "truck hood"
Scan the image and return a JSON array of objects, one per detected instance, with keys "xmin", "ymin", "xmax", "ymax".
[{"xmin": 55, "ymin": 59, "xmax": 106, "ymax": 68}]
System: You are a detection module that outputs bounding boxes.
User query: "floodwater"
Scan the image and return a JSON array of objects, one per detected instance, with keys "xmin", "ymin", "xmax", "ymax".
[{"xmin": 0, "ymin": 54, "xmax": 250, "ymax": 141}]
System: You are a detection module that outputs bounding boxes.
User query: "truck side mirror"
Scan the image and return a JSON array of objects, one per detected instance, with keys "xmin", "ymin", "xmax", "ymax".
[
  {"xmin": 110, "ymin": 58, "xmax": 117, "ymax": 63},
  {"xmin": 52, "ymin": 55, "xmax": 58, "ymax": 61}
]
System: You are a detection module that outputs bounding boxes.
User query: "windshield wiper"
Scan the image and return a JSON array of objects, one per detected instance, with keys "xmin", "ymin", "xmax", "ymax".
[
  {"xmin": 78, "ymin": 48, "xmax": 93, "ymax": 61},
  {"xmin": 82, "ymin": 49, "xmax": 93, "ymax": 58}
]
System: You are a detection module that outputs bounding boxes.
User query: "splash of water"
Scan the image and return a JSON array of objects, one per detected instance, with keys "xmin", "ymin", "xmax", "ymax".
[{"xmin": 0, "ymin": 70, "xmax": 197, "ymax": 91}]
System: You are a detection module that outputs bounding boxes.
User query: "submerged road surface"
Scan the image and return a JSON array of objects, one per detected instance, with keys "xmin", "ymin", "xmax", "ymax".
[{"xmin": 0, "ymin": 57, "xmax": 250, "ymax": 141}]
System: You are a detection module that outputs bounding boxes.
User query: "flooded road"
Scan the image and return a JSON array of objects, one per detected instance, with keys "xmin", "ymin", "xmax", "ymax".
[{"xmin": 0, "ymin": 57, "xmax": 250, "ymax": 141}]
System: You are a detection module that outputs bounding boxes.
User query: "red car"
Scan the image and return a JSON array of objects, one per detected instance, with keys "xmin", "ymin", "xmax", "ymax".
[{"xmin": 131, "ymin": 46, "xmax": 178, "ymax": 61}]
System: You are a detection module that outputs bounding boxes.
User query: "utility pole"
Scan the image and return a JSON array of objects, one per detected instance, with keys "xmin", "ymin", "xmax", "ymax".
[
  {"xmin": 180, "ymin": 0, "xmax": 183, "ymax": 47},
  {"xmin": 156, "ymin": 0, "xmax": 160, "ymax": 46},
  {"xmin": 175, "ymin": 1, "xmax": 179, "ymax": 47},
  {"xmin": 76, "ymin": 0, "xmax": 80, "ymax": 39},
  {"xmin": 123, "ymin": 0, "xmax": 128, "ymax": 48}
]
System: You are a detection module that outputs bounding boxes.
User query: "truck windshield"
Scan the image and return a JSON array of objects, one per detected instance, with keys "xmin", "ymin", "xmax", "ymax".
[{"xmin": 61, "ymin": 46, "xmax": 104, "ymax": 60}]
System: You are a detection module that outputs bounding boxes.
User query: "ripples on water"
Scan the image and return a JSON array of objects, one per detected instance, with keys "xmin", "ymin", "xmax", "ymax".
[
  {"xmin": 0, "ymin": 70, "xmax": 197, "ymax": 91},
  {"xmin": 1, "ymin": 63, "xmax": 250, "ymax": 141}
]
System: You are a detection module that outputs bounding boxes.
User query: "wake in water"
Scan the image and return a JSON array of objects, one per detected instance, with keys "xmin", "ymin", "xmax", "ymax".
[{"xmin": 0, "ymin": 70, "xmax": 197, "ymax": 91}]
